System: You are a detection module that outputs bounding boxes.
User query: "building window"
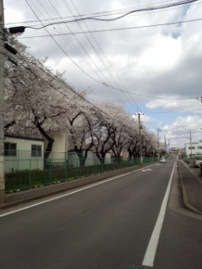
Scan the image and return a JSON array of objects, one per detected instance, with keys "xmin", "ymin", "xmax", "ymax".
[
  {"xmin": 189, "ymin": 146, "xmax": 195, "ymax": 150},
  {"xmin": 4, "ymin": 142, "xmax": 17, "ymax": 157},
  {"xmin": 197, "ymin": 146, "xmax": 202, "ymax": 149},
  {"xmin": 31, "ymin": 145, "xmax": 42, "ymax": 157}
]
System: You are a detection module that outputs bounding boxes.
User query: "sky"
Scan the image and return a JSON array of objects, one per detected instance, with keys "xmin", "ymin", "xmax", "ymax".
[{"xmin": 3, "ymin": 0, "xmax": 202, "ymax": 149}]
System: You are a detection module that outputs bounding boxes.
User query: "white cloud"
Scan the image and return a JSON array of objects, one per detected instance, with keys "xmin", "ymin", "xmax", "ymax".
[
  {"xmin": 4, "ymin": 0, "xmax": 202, "ymax": 148},
  {"xmin": 162, "ymin": 115, "xmax": 202, "ymax": 148},
  {"xmin": 4, "ymin": 7, "xmax": 24, "ymax": 24},
  {"xmin": 135, "ymin": 34, "xmax": 182, "ymax": 75},
  {"xmin": 146, "ymin": 98, "xmax": 202, "ymax": 114}
]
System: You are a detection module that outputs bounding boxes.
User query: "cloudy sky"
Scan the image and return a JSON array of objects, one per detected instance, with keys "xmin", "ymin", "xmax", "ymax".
[{"xmin": 4, "ymin": 0, "xmax": 202, "ymax": 149}]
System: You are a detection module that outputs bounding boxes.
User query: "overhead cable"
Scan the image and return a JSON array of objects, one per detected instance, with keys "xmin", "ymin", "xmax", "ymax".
[{"xmin": 10, "ymin": 0, "xmax": 199, "ymax": 31}]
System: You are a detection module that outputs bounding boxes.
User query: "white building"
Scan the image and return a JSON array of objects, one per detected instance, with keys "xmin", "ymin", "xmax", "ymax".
[
  {"xmin": 45, "ymin": 132, "xmax": 68, "ymax": 165},
  {"xmin": 185, "ymin": 140, "xmax": 202, "ymax": 156},
  {"xmin": 4, "ymin": 135, "xmax": 44, "ymax": 172}
]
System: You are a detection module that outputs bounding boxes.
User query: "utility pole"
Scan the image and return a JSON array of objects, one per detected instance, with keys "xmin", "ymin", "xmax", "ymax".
[
  {"xmin": 0, "ymin": 0, "xmax": 5, "ymax": 204},
  {"xmin": 164, "ymin": 134, "xmax": 167, "ymax": 154},
  {"xmin": 190, "ymin": 130, "xmax": 192, "ymax": 157},
  {"xmin": 135, "ymin": 112, "xmax": 144, "ymax": 164},
  {"xmin": 0, "ymin": 5, "xmax": 24, "ymax": 203},
  {"xmin": 157, "ymin": 128, "xmax": 161, "ymax": 159}
]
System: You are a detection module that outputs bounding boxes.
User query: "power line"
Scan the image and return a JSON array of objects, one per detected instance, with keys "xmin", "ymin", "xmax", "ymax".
[
  {"xmin": 28, "ymin": 0, "xmax": 138, "ymax": 114},
  {"xmin": 18, "ymin": 17, "xmax": 202, "ymax": 39},
  {"xmin": 66, "ymin": 0, "xmax": 140, "ymax": 112},
  {"xmin": 5, "ymin": 0, "xmax": 202, "ymax": 27},
  {"xmin": 6, "ymin": 38, "xmax": 139, "ymax": 136},
  {"xmin": 8, "ymin": 0, "xmax": 201, "ymax": 107},
  {"xmin": 15, "ymin": 2, "xmax": 201, "ymax": 102},
  {"xmin": 21, "ymin": 0, "xmax": 199, "ymax": 30},
  {"xmin": 21, "ymin": 0, "xmax": 141, "ymax": 113}
]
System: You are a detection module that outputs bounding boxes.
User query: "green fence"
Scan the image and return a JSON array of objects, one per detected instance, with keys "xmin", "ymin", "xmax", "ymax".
[{"xmin": 5, "ymin": 156, "xmax": 157, "ymax": 193}]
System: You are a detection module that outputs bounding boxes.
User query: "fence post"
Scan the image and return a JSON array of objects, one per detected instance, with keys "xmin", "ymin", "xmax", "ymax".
[
  {"xmin": 64, "ymin": 152, "xmax": 67, "ymax": 180},
  {"xmin": 29, "ymin": 158, "xmax": 32, "ymax": 189}
]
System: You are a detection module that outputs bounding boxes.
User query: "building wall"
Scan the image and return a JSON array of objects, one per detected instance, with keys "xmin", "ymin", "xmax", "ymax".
[
  {"xmin": 5, "ymin": 136, "xmax": 44, "ymax": 172},
  {"xmin": 185, "ymin": 141, "xmax": 202, "ymax": 156},
  {"xmin": 45, "ymin": 132, "xmax": 67, "ymax": 163}
]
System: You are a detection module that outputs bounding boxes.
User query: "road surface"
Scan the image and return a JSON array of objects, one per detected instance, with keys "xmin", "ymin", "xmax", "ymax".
[{"xmin": 0, "ymin": 156, "xmax": 202, "ymax": 269}]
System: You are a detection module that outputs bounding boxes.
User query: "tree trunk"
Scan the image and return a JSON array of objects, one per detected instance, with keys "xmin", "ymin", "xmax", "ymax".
[
  {"xmin": 44, "ymin": 137, "xmax": 54, "ymax": 163},
  {"xmin": 32, "ymin": 115, "xmax": 54, "ymax": 165}
]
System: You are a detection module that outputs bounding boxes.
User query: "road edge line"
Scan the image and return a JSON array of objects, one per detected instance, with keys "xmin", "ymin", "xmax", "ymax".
[{"xmin": 142, "ymin": 161, "xmax": 176, "ymax": 267}]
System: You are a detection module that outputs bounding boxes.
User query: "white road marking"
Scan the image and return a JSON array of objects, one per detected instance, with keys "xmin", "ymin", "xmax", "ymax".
[
  {"xmin": 142, "ymin": 161, "xmax": 176, "ymax": 267},
  {"xmin": 142, "ymin": 169, "xmax": 152, "ymax": 172},
  {"xmin": 0, "ymin": 165, "xmax": 149, "ymax": 218}
]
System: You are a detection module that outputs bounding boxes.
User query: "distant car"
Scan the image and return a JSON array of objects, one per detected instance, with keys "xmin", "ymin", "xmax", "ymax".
[
  {"xmin": 193, "ymin": 155, "xmax": 202, "ymax": 168},
  {"xmin": 160, "ymin": 157, "xmax": 166, "ymax": 163}
]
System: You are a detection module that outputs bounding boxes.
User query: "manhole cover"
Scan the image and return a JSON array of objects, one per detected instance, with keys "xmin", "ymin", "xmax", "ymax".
[{"xmin": 113, "ymin": 265, "xmax": 146, "ymax": 269}]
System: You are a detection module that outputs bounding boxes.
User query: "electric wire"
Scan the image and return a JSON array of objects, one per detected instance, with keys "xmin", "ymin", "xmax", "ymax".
[
  {"xmin": 25, "ymin": 0, "xmax": 140, "ymax": 113},
  {"xmin": 24, "ymin": 0, "xmax": 113, "ymax": 92},
  {"xmin": 5, "ymin": 0, "xmax": 202, "ymax": 27},
  {"xmin": 65, "ymin": 0, "xmax": 140, "ymax": 113},
  {"xmin": 4, "ymin": 0, "xmax": 201, "ymax": 146},
  {"xmin": 8, "ymin": 0, "xmax": 201, "ymax": 118},
  {"xmin": 23, "ymin": 0, "xmax": 199, "ymax": 30},
  {"xmin": 36, "ymin": 0, "xmax": 108, "ymax": 85},
  {"xmin": 18, "ymin": 17, "xmax": 202, "ymax": 39},
  {"xmin": 15, "ymin": 66, "xmax": 139, "ymax": 137},
  {"xmin": 5, "ymin": 39, "xmax": 139, "ymax": 136},
  {"xmin": 35, "ymin": 0, "xmax": 136, "ymax": 113},
  {"xmin": 21, "ymin": 0, "xmax": 199, "ymax": 105}
]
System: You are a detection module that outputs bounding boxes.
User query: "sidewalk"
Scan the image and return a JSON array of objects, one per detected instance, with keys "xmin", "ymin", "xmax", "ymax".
[{"xmin": 177, "ymin": 159, "xmax": 202, "ymax": 215}]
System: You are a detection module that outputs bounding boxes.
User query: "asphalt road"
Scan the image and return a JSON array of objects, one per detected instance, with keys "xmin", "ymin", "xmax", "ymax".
[{"xmin": 0, "ymin": 156, "xmax": 202, "ymax": 269}]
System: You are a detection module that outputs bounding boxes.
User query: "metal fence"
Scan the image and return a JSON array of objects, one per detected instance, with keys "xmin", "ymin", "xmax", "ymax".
[{"xmin": 5, "ymin": 155, "xmax": 157, "ymax": 193}]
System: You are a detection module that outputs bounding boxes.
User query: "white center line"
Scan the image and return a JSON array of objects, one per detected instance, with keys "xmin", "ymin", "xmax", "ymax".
[{"xmin": 142, "ymin": 161, "xmax": 176, "ymax": 267}]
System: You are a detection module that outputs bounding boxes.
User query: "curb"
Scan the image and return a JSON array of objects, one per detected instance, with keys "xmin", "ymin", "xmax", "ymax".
[
  {"xmin": 177, "ymin": 161, "xmax": 202, "ymax": 215},
  {"xmin": 0, "ymin": 163, "xmax": 153, "ymax": 210}
]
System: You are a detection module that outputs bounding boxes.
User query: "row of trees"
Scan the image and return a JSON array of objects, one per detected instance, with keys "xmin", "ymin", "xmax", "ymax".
[{"xmin": 4, "ymin": 36, "xmax": 159, "ymax": 166}]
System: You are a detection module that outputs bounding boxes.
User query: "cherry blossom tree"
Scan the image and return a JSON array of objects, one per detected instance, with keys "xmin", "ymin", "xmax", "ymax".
[
  {"xmin": 4, "ymin": 37, "xmax": 87, "ymax": 162},
  {"xmin": 67, "ymin": 109, "xmax": 95, "ymax": 166},
  {"xmin": 91, "ymin": 103, "xmax": 135, "ymax": 163},
  {"xmin": 4, "ymin": 36, "xmax": 158, "ymax": 167}
]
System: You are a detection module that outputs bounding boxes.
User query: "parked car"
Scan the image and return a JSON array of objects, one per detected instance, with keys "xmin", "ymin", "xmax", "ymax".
[
  {"xmin": 193, "ymin": 155, "xmax": 202, "ymax": 168},
  {"xmin": 160, "ymin": 157, "xmax": 166, "ymax": 163}
]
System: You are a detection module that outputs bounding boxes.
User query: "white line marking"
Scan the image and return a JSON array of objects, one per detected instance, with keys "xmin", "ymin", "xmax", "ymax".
[
  {"xmin": 142, "ymin": 169, "xmax": 152, "ymax": 172},
  {"xmin": 0, "ymin": 166, "xmax": 147, "ymax": 218},
  {"xmin": 142, "ymin": 161, "xmax": 176, "ymax": 267}
]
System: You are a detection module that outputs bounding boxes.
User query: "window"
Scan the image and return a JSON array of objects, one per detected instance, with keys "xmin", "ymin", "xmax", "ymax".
[
  {"xmin": 31, "ymin": 145, "xmax": 42, "ymax": 157},
  {"xmin": 4, "ymin": 142, "xmax": 17, "ymax": 157},
  {"xmin": 197, "ymin": 146, "xmax": 202, "ymax": 149},
  {"xmin": 189, "ymin": 146, "xmax": 195, "ymax": 150}
]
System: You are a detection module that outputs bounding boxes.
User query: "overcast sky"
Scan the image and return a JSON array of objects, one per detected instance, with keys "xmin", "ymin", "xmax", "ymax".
[{"xmin": 4, "ymin": 0, "xmax": 202, "ymax": 149}]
